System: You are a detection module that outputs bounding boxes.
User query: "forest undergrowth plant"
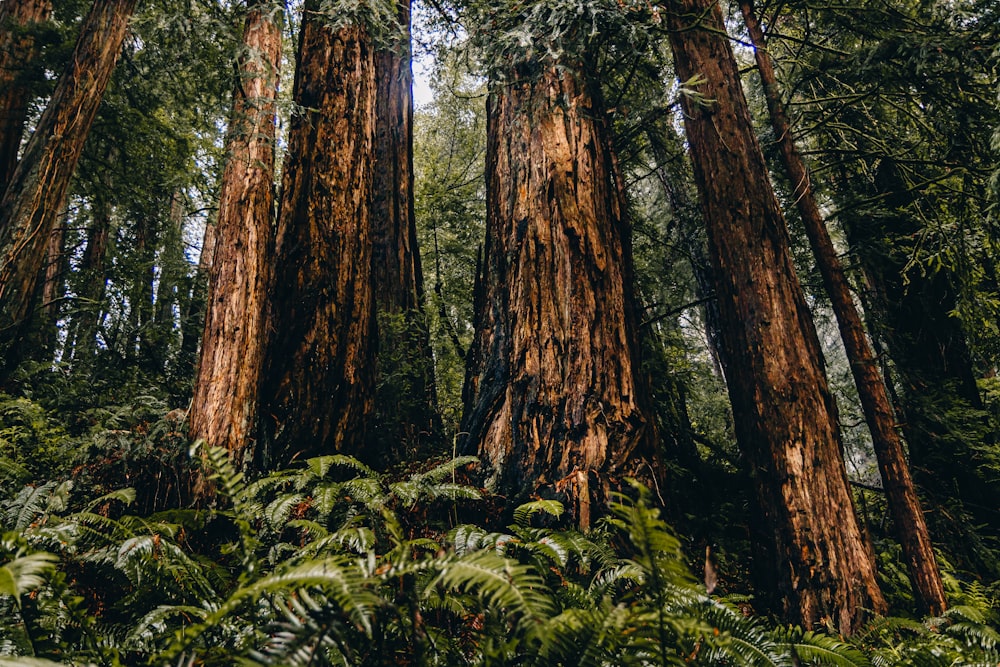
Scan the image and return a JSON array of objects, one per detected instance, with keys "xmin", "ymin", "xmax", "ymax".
[{"xmin": 0, "ymin": 447, "xmax": 998, "ymax": 665}]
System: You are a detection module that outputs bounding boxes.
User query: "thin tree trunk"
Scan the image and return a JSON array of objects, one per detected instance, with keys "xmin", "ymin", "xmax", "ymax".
[
  {"xmin": 841, "ymin": 160, "xmax": 1000, "ymax": 540},
  {"xmin": 370, "ymin": 0, "xmax": 440, "ymax": 463},
  {"xmin": 69, "ymin": 195, "xmax": 112, "ymax": 364},
  {"xmin": 460, "ymin": 62, "xmax": 662, "ymax": 531},
  {"xmin": 0, "ymin": 0, "xmax": 137, "ymax": 381},
  {"xmin": 190, "ymin": 0, "xmax": 281, "ymax": 468},
  {"xmin": 33, "ymin": 216, "xmax": 65, "ymax": 358},
  {"xmin": 740, "ymin": 0, "xmax": 946, "ymax": 617},
  {"xmin": 258, "ymin": 2, "xmax": 376, "ymax": 468},
  {"xmin": 665, "ymin": 0, "xmax": 885, "ymax": 634},
  {"xmin": 0, "ymin": 0, "xmax": 52, "ymax": 195}
]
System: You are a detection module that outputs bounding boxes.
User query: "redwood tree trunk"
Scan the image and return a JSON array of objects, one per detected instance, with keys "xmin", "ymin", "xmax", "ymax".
[
  {"xmin": 258, "ymin": 3, "xmax": 376, "ymax": 468},
  {"xmin": 370, "ymin": 0, "xmax": 440, "ymax": 463},
  {"xmin": 0, "ymin": 0, "xmax": 52, "ymax": 195},
  {"xmin": 740, "ymin": 0, "xmax": 946, "ymax": 616},
  {"xmin": 189, "ymin": 0, "xmax": 281, "ymax": 467},
  {"xmin": 460, "ymin": 62, "xmax": 662, "ymax": 531},
  {"xmin": 666, "ymin": 0, "xmax": 885, "ymax": 634},
  {"xmin": 0, "ymin": 0, "xmax": 137, "ymax": 380}
]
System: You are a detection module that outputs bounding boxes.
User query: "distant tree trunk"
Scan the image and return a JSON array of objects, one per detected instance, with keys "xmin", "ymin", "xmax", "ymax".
[
  {"xmin": 0, "ymin": 0, "xmax": 137, "ymax": 382},
  {"xmin": 740, "ymin": 0, "xmax": 946, "ymax": 617},
  {"xmin": 148, "ymin": 191, "xmax": 186, "ymax": 372},
  {"xmin": 32, "ymin": 216, "xmax": 66, "ymax": 358},
  {"xmin": 842, "ymin": 158, "xmax": 1000, "ymax": 537},
  {"xmin": 177, "ymin": 217, "xmax": 213, "ymax": 392},
  {"xmin": 128, "ymin": 212, "xmax": 156, "ymax": 369},
  {"xmin": 0, "ymin": 0, "xmax": 52, "ymax": 195},
  {"xmin": 258, "ymin": 3, "xmax": 376, "ymax": 468},
  {"xmin": 666, "ymin": 0, "xmax": 885, "ymax": 634},
  {"xmin": 460, "ymin": 61, "xmax": 662, "ymax": 531},
  {"xmin": 69, "ymin": 195, "xmax": 112, "ymax": 365},
  {"xmin": 190, "ymin": 0, "xmax": 281, "ymax": 468},
  {"xmin": 370, "ymin": 0, "xmax": 440, "ymax": 464}
]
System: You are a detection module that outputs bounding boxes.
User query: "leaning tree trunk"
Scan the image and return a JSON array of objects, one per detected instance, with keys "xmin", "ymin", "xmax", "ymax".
[
  {"xmin": 842, "ymin": 159, "xmax": 1000, "ymax": 539},
  {"xmin": 189, "ymin": 0, "xmax": 281, "ymax": 468},
  {"xmin": 370, "ymin": 0, "xmax": 441, "ymax": 464},
  {"xmin": 257, "ymin": 2, "xmax": 377, "ymax": 469},
  {"xmin": 460, "ymin": 61, "xmax": 662, "ymax": 531},
  {"xmin": 0, "ymin": 0, "xmax": 52, "ymax": 195},
  {"xmin": 665, "ymin": 0, "xmax": 885, "ymax": 634},
  {"xmin": 740, "ymin": 0, "xmax": 946, "ymax": 617},
  {"xmin": 0, "ymin": 0, "xmax": 137, "ymax": 381}
]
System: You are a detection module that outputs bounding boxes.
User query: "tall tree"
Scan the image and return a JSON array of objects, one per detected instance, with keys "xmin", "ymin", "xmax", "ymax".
[
  {"xmin": 665, "ymin": 0, "xmax": 885, "ymax": 633},
  {"xmin": 257, "ymin": 1, "xmax": 377, "ymax": 468},
  {"xmin": 0, "ymin": 0, "xmax": 52, "ymax": 195},
  {"xmin": 370, "ymin": 0, "xmax": 440, "ymax": 462},
  {"xmin": 0, "ymin": 0, "xmax": 138, "ymax": 382},
  {"xmin": 460, "ymin": 57, "xmax": 662, "ymax": 530},
  {"xmin": 189, "ymin": 0, "xmax": 281, "ymax": 467},
  {"xmin": 739, "ymin": 0, "xmax": 946, "ymax": 616}
]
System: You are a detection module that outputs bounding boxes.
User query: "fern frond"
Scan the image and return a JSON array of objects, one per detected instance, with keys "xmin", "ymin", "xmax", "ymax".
[
  {"xmin": 513, "ymin": 500, "xmax": 565, "ymax": 528},
  {"xmin": 0, "ymin": 551, "xmax": 57, "ymax": 606},
  {"xmin": 427, "ymin": 550, "xmax": 555, "ymax": 628},
  {"xmin": 779, "ymin": 627, "xmax": 873, "ymax": 667}
]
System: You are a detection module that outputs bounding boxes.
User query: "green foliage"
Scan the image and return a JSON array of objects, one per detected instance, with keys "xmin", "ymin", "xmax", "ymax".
[{"xmin": 2, "ymin": 444, "xmax": 994, "ymax": 665}]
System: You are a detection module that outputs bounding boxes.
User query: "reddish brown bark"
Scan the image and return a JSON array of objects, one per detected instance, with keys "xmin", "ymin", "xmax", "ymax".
[
  {"xmin": 370, "ymin": 0, "xmax": 440, "ymax": 462},
  {"xmin": 666, "ymin": 0, "xmax": 885, "ymax": 634},
  {"xmin": 460, "ymin": 62, "xmax": 662, "ymax": 531},
  {"xmin": 189, "ymin": 0, "xmax": 281, "ymax": 467},
  {"xmin": 258, "ymin": 4, "xmax": 377, "ymax": 468},
  {"xmin": 0, "ymin": 0, "xmax": 52, "ymax": 195},
  {"xmin": 0, "ymin": 0, "xmax": 137, "ymax": 379},
  {"xmin": 740, "ymin": 0, "xmax": 946, "ymax": 617}
]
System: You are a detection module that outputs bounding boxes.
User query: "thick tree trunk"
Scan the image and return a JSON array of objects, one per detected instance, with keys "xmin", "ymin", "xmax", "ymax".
[
  {"xmin": 370, "ymin": 0, "xmax": 440, "ymax": 463},
  {"xmin": 665, "ymin": 0, "xmax": 885, "ymax": 634},
  {"xmin": 460, "ymin": 62, "xmax": 662, "ymax": 531},
  {"xmin": 258, "ymin": 3, "xmax": 376, "ymax": 468},
  {"xmin": 189, "ymin": 0, "xmax": 281, "ymax": 467},
  {"xmin": 740, "ymin": 0, "xmax": 946, "ymax": 616},
  {"xmin": 0, "ymin": 0, "xmax": 52, "ymax": 195},
  {"xmin": 0, "ymin": 0, "xmax": 137, "ymax": 381}
]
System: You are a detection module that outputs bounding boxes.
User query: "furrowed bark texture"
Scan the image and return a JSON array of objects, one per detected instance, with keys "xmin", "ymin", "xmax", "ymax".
[
  {"xmin": 0, "ymin": 0, "xmax": 52, "ymax": 195},
  {"xmin": 460, "ymin": 63, "xmax": 662, "ymax": 531},
  {"xmin": 740, "ymin": 0, "xmax": 946, "ymax": 616},
  {"xmin": 258, "ymin": 6, "xmax": 376, "ymax": 468},
  {"xmin": 0, "ymin": 0, "xmax": 137, "ymax": 379},
  {"xmin": 190, "ymin": 0, "xmax": 281, "ymax": 468},
  {"xmin": 370, "ymin": 0, "xmax": 440, "ymax": 462},
  {"xmin": 666, "ymin": 0, "xmax": 885, "ymax": 634}
]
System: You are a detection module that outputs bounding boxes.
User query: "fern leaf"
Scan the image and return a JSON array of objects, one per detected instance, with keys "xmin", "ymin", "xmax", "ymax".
[
  {"xmin": 0, "ymin": 551, "xmax": 57, "ymax": 607},
  {"xmin": 513, "ymin": 500, "xmax": 565, "ymax": 528}
]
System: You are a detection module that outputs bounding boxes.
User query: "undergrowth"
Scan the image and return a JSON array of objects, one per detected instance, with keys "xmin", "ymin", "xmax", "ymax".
[{"xmin": 0, "ymin": 398, "xmax": 998, "ymax": 666}]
